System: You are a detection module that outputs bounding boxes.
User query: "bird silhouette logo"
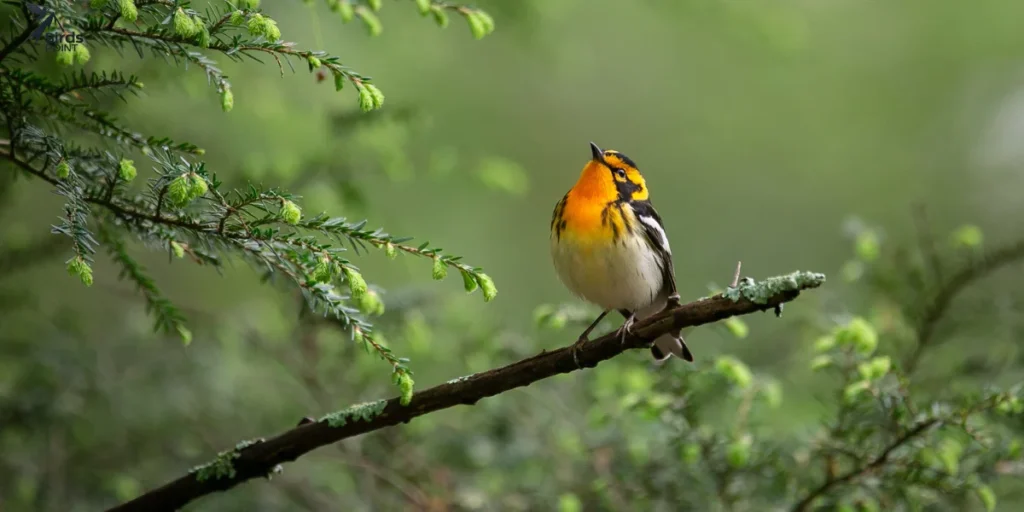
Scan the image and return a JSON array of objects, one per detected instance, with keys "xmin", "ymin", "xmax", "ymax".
[{"xmin": 26, "ymin": 3, "xmax": 56, "ymax": 41}]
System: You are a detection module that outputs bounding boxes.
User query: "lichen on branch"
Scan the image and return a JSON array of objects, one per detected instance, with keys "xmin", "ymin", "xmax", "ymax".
[
  {"xmin": 722, "ymin": 271, "xmax": 827, "ymax": 305},
  {"xmin": 105, "ymin": 272, "xmax": 825, "ymax": 512}
]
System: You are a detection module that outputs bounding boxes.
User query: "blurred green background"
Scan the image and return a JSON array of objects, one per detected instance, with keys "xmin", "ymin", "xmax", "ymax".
[{"xmin": 3, "ymin": 0, "xmax": 1024, "ymax": 510}]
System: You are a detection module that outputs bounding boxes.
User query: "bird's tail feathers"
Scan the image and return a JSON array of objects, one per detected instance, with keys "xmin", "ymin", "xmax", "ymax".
[
  {"xmin": 650, "ymin": 332, "xmax": 694, "ymax": 363},
  {"xmin": 633, "ymin": 300, "xmax": 695, "ymax": 363}
]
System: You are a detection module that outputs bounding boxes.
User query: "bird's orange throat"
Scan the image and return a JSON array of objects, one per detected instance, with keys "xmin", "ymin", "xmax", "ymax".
[
  {"xmin": 570, "ymin": 161, "xmax": 618, "ymax": 202},
  {"xmin": 559, "ymin": 162, "xmax": 626, "ymax": 243}
]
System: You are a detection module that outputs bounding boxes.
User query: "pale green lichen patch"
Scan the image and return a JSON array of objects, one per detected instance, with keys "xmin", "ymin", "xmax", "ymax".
[
  {"xmin": 189, "ymin": 438, "xmax": 265, "ymax": 482},
  {"xmin": 234, "ymin": 438, "xmax": 263, "ymax": 451},
  {"xmin": 320, "ymin": 399, "xmax": 388, "ymax": 428},
  {"xmin": 190, "ymin": 449, "xmax": 241, "ymax": 482},
  {"xmin": 721, "ymin": 271, "xmax": 826, "ymax": 305},
  {"xmin": 446, "ymin": 374, "xmax": 472, "ymax": 385}
]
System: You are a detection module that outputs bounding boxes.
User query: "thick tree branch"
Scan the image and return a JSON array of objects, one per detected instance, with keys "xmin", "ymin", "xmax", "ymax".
[{"xmin": 108, "ymin": 271, "xmax": 826, "ymax": 512}]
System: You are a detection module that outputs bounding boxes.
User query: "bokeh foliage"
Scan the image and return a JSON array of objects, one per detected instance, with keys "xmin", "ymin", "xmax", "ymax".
[{"xmin": 2, "ymin": 0, "xmax": 1024, "ymax": 511}]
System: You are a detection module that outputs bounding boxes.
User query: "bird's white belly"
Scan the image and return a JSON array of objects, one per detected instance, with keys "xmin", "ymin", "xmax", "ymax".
[{"xmin": 551, "ymin": 235, "xmax": 664, "ymax": 311}]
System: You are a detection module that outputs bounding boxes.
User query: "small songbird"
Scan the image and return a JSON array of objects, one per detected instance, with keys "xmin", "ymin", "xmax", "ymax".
[{"xmin": 550, "ymin": 142, "xmax": 693, "ymax": 362}]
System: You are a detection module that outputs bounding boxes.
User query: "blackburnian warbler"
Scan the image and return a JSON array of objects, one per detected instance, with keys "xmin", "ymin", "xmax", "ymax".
[{"xmin": 550, "ymin": 142, "xmax": 693, "ymax": 362}]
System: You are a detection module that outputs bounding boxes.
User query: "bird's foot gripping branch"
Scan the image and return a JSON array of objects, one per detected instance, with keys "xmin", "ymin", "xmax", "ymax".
[{"xmin": 108, "ymin": 271, "xmax": 825, "ymax": 512}]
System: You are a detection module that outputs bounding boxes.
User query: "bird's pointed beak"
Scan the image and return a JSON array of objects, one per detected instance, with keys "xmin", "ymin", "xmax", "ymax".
[{"xmin": 589, "ymin": 141, "xmax": 604, "ymax": 162}]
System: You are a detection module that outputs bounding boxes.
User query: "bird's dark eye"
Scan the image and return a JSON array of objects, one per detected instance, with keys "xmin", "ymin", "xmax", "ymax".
[{"xmin": 613, "ymin": 168, "xmax": 626, "ymax": 178}]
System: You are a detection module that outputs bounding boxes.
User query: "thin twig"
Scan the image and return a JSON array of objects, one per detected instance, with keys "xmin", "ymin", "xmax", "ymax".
[
  {"xmin": 791, "ymin": 419, "xmax": 939, "ymax": 512},
  {"xmin": 0, "ymin": 15, "xmax": 36, "ymax": 63},
  {"xmin": 912, "ymin": 204, "xmax": 943, "ymax": 283},
  {"xmin": 906, "ymin": 238, "xmax": 1024, "ymax": 375}
]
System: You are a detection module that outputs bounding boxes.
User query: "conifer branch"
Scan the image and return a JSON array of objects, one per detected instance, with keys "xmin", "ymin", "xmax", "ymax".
[
  {"xmin": 0, "ymin": 4, "xmax": 35, "ymax": 63},
  {"xmin": 906, "ymin": 239, "xmax": 1024, "ymax": 374},
  {"xmin": 106, "ymin": 272, "xmax": 825, "ymax": 512},
  {"xmin": 2, "ymin": 144, "xmax": 492, "ymax": 390},
  {"xmin": 793, "ymin": 419, "xmax": 940, "ymax": 512},
  {"xmin": 791, "ymin": 393, "xmax": 1011, "ymax": 512}
]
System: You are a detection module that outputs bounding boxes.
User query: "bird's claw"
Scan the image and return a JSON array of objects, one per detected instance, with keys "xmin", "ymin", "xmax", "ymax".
[
  {"xmin": 571, "ymin": 335, "xmax": 588, "ymax": 368},
  {"xmin": 616, "ymin": 316, "xmax": 636, "ymax": 346}
]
